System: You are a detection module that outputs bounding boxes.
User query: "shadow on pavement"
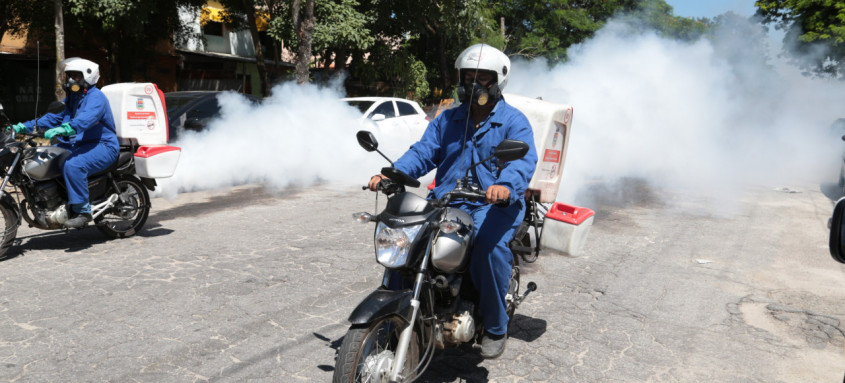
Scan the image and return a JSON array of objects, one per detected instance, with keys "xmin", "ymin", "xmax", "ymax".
[
  {"xmin": 146, "ymin": 186, "xmax": 303, "ymax": 227},
  {"xmin": 1, "ymin": 228, "xmax": 108, "ymax": 262}
]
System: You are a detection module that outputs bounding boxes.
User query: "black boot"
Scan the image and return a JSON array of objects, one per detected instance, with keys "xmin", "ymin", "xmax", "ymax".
[{"xmin": 65, "ymin": 213, "xmax": 92, "ymax": 229}]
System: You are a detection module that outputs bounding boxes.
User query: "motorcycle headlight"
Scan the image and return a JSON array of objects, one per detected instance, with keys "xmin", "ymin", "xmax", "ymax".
[{"xmin": 374, "ymin": 222, "xmax": 423, "ymax": 268}]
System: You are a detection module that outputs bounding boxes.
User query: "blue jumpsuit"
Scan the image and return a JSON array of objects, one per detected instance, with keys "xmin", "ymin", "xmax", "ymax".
[
  {"xmin": 394, "ymin": 98, "xmax": 538, "ymax": 336},
  {"xmin": 22, "ymin": 87, "xmax": 119, "ymax": 214}
]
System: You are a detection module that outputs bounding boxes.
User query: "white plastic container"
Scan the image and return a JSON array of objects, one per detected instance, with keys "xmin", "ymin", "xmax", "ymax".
[
  {"xmin": 504, "ymin": 93, "xmax": 574, "ymax": 203},
  {"xmin": 134, "ymin": 145, "xmax": 181, "ymax": 178},
  {"xmin": 101, "ymin": 83, "xmax": 169, "ymax": 145},
  {"xmin": 539, "ymin": 202, "xmax": 595, "ymax": 256},
  {"xmin": 101, "ymin": 82, "xmax": 181, "ymax": 178}
]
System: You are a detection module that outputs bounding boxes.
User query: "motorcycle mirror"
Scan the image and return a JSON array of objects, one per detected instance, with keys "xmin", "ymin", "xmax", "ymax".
[
  {"xmin": 841, "ymin": 135, "xmax": 845, "ymax": 141},
  {"xmin": 830, "ymin": 197, "xmax": 845, "ymax": 264},
  {"xmin": 381, "ymin": 167, "xmax": 421, "ymax": 188},
  {"xmin": 356, "ymin": 130, "xmax": 379, "ymax": 152},
  {"xmin": 494, "ymin": 140, "xmax": 530, "ymax": 162},
  {"xmin": 47, "ymin": 101, "xmax": 66, "ymax": 115}
]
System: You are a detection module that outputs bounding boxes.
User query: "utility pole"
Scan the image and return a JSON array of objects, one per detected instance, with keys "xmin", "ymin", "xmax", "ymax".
[{"xmin": 54, "ymin": 0, "xmax": 65, "ymax": 101}]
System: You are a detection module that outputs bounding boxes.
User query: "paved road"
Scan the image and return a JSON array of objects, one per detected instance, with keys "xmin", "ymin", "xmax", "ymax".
[{"xmin": 0, "ymin": 181, "xmax": 843, "ymax": 382}]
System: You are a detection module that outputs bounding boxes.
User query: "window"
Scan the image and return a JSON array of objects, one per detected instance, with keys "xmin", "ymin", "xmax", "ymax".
[
  {"xmin": 370, "ymin": 101, "xmax": 396, "ymax": 118},
  {"xmin": 396, "ymin": 101, "xmax": 418, "ymax": 117},
  {"xmin": 203, "ymin": 21, "xmax": 224, "ymax": 36}
]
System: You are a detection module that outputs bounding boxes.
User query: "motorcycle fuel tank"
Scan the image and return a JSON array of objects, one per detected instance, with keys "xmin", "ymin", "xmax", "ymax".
[
  {"xmin": 23, "ymin": 147, "xmax": 71, "ymax": 181},
  {"xmin": 431, "ymin": 207, "xmax": 474, "ymax": 273}
]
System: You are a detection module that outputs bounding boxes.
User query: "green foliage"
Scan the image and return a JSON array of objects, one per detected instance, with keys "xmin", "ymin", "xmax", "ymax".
[
  {"xmin": 494, "ymin": 0, "xmax": 641, "ymax": 62},
  {"xmin": 756, "ymin": 0, "xmax": 845, "ymax": 77}
]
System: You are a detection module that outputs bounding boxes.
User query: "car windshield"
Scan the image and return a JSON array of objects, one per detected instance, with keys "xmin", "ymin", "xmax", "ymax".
[
  {"xmin": 165, "ymin": 94, "xmax": 207, "ymax": 114},
  {"xmin": 345, "ymin": 100, "xmax": 374, "ymax": 114}
]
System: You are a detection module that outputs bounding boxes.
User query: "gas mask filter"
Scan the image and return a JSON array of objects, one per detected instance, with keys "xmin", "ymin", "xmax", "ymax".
[
  {"xmin": 457, "ymin": 82, "xmax": 502, "ymax": 106},
  {"xmin": 62, "ymin": 73, "xmax": 87, "ymax": 93}
]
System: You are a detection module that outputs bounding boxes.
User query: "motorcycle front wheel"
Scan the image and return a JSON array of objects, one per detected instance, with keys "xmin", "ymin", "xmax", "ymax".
[
  {"xmin": 0, "ymin": 203, "xmax": 17, "ymax": 258},
  {"xmin": 333, "ymin": 315, "xmax": 421, "ymax": 383},
  {"xmin": 96, "ymin": 175, "xmax": 150, "ymax": 239}
]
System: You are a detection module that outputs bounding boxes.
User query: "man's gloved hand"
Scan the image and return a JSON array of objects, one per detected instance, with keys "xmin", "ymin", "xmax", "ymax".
[
  {"xmin": 44, "ymin": 123, "xmax": 76, "ymax": 139},
  {"xmin": 10, "ymin": 123, "xmax": 26, "ymax": 133}
]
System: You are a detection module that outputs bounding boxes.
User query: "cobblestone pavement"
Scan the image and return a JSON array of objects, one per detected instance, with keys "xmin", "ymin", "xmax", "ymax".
[{"xmin": 0, "ymin": 182, "xmax": 843, "ymax": 382}]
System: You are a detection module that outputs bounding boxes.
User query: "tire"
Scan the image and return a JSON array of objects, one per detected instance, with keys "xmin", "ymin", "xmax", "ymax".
[
  {"xmin": 333, "ymin": 315, "xmax": 421, "ymax": 383},
  {"xmin": 95, "ymin": 175, "xmax": 149, "ymax": 239},
  {"xmin": 0, "ymin": 203, "xmax": 17, "ymax": 258}
]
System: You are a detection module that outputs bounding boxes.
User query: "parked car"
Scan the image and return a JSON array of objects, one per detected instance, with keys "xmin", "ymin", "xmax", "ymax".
[
  {"xmin": 342, "ymin": 97, "xmax": 430, "ymax": 133},
  {"xmin": 165, "ymin": 91, "xmax": 260, "ymax": 141}
]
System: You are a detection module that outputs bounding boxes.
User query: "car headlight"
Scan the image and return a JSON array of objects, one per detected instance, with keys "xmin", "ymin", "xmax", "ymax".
[{"xmin": 375, "ymin": 222, "xmax": 423, "ymax": 268}]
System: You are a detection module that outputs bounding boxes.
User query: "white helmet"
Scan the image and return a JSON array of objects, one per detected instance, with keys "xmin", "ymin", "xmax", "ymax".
[
  {"xmin": 454, "ymin": 43, "xmax": 510, "ymax": 91},
  {"xmin": 59, "ymin": 57, "xmax": 100, "ymax": 87}
]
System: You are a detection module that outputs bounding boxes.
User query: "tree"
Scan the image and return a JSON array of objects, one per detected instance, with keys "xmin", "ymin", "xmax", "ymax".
[
  {"xmin": 214, "ymin": 0, "xmax": 272, "ymax": 95},
  {"xmin": 2, "ymin": 0, "xmax": 208, "ymax": 83},
  {"xmin": 756, "ymin": 0, "xmax": 845, "ymax": 77},
  {"xmin": 493, "ymin": 0, "xmax": 642, "ymax": 63}
]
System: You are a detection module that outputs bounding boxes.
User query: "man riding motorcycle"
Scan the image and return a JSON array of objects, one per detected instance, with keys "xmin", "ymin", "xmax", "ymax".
[
  {"xmin": 367, "ymin": 43, "xmax": 538, "ymax": 359},
  {"xmin": 10, "ymin": 57, "xmax": 119, "ymax": 229}
]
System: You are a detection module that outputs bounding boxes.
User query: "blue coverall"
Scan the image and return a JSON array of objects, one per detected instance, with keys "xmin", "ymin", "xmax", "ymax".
[
  {"xmin": 22, "ymin": 87, "xmax": 119, "ymax": 215},
  {"xmin": 394, "ymin": 98, "xmax": 538, "ymax": 336}
]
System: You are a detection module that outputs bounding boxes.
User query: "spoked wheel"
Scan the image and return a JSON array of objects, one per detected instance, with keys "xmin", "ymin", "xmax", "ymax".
[
  {"xmin": 0, "ymin": 203, "xmax": 17, "ymax": 258},
  {"xmin": 95, "ymin": 175, "xmax": 149, "ymax": 239},
  {"xmin": 333, "ymin": 315, "xmax": 421, "ymax": 383}
]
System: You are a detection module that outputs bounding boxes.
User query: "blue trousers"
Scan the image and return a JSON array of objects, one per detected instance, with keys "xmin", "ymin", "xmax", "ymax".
[
  {"xmin": 60, "ymin": 142, "xmax": 118, "ymax": 209},
  {"xmin": 461, "ymin": 200, "xmax": 525, "ymax": 336}
]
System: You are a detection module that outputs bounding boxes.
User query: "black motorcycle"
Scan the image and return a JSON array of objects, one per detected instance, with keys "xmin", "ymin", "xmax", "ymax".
[
  {"xmin": 332, "ymin": 131, "xmax": 538, "ymax": 382},
  {"xmin": 0, "ymin": 114, "xmax": 153, "ymax": 258}
]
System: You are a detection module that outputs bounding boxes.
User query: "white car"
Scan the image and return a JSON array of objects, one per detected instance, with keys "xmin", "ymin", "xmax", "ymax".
[{"xmin": 343, "ymin": 97, "xmax": 430, "ymax": 134}]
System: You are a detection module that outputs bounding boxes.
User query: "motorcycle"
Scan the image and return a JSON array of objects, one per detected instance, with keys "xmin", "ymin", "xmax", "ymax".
[
  {"xmin": 333, "ymin": 131, "xmax": 538, "ymax": 382},
  {"xmin": 0, "ymin": 102, "xmax": 153, "ymax": 258}
]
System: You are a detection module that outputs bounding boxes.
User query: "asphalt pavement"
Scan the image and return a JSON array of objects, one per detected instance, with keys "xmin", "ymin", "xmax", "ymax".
[{"xmin": 0, "ymin": 181, "xmax": 843, "ymax": 382}]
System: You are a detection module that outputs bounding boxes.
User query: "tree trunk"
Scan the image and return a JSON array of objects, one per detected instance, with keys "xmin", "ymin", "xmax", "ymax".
[
  {"xmin": 54, "ymin": 0, "xmax": 65, "ymax": 101},
  {"xmin": 294, "ymin": 0, "xmax": 314, "ymax": 84},
  {"xmin": 437, "ymin": 31, "xmax": 450, "ymax": 91},
  {"xmin": 242, "ymin": 0, "xmax": 269, "ymax": 96}
]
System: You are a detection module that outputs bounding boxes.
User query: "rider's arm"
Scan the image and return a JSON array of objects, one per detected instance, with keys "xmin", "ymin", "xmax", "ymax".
[
  {"xmin": 494, "ymin": 110, "xmax": 538, "ymax": 204},
  {"xmin": 65, "ymin": 91, "xmax": 108, "ymax": 134},
  {"xmin": 392, "ymin": 111, "xmax": 445, "ymax": 179}
]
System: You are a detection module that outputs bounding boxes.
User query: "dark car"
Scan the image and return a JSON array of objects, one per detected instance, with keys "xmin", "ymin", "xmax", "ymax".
[{"xmin": 165, "ymin": 91, "xmax": 260, "ymax": 141}]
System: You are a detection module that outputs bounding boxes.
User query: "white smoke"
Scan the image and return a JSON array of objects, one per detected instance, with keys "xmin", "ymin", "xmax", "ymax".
[
  {"xmin": 157, "ymin": 16, "xmax": 845, "ymax": 214},
  {"xmin": 507, "ymin": 19, "xmax": 845, "ymax": 210},
  {"xmin": 155, "ymin": 82, "xmax": 421, "ymax": 198}
]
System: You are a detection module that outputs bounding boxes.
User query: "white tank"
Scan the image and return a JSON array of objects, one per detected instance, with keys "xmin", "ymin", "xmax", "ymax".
[
  {"xmin": 101, "ymin": 82, "xmax": 181, "ymax": 179},
  {"xmin": 504, "ymin": 93, "xmax": 573, "ymax": 203},
  {"xmin": 101, "ymin": 83, "xmax": 169, "ymax": 145}
]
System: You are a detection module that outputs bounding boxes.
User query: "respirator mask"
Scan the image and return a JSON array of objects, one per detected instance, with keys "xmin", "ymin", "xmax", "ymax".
[
  {"xmin": 62, "ymin": 72, "xmax": 87, "ymax": 93},
  {"xmin": 457, "ymin": 81, "xmax": 501, "ymax": 107}
]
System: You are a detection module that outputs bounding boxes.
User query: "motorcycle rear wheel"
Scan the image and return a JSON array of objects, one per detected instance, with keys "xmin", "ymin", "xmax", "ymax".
[
  {"xmin": 96, "ymin": 175, "xmax": 149, "ymax": 239},
  {"xmin": 506, "ymin": 255, "xmax": 521, "ymax": 320},
  {"xmin": 0, "ymin": 203, "xmax": 17, "ymax": 258},
  {"xmin": 333, "ymin": 315, "xmax": 421, "ymax": 383}
]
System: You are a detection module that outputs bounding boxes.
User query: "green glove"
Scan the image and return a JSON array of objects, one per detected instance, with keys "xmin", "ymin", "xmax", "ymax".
[
  {"xmin": 10, "ymin": 123, "xmax": 26, "ymax": 133},
  {"xmin": 44, "ymin": 123, "xmax": 76, "ymax": 139}
]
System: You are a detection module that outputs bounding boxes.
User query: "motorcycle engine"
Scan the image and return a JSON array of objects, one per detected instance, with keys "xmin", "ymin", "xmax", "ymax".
[
  {"xmin": 29, "ymin": 181, "xmax": 68, "ymax": 227},
  {"xmin": 31, "ymin": 181, "xmax": 63, "ymax": 210},
  {"xmin": 438, "ymin": 301, "xmax": 476, "ymax": 347}
]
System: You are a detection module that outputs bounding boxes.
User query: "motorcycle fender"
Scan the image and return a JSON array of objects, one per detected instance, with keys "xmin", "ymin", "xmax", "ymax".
[
  {"xmin": 348, "ymin": 288, "xmax": 414, "ymax": 326},
  {"xmin": 0, "ymin": 193, "xmax": 21, "ymax": 226}
]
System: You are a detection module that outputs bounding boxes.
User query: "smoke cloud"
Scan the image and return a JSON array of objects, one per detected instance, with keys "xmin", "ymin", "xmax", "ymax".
[
  {"xmin": 156, "ymin": 81, "xmax": 423, "ymax": 198},
  {"xmin": 507, "ymin": 18, "xmax": 845, "ymax": 211},
  {"xmin": 158, "ymin": 16, "xmax": 845, "ymax": 214}
]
